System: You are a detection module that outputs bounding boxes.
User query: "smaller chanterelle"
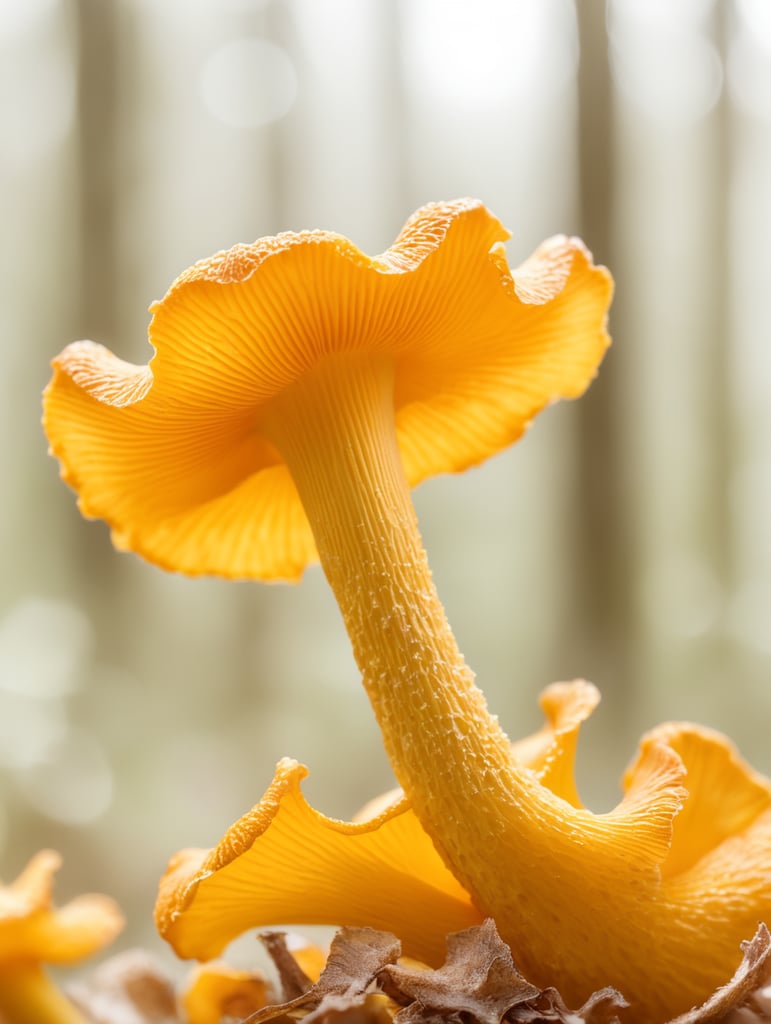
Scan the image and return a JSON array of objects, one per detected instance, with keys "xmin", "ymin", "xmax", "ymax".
[
  {"xmin": 44, "ymin": 200, "xmax": 771, "ymax": 1023},
  {"xmin": 0, "ymin": 850, "xmax": 123, "ymax": 1024}
]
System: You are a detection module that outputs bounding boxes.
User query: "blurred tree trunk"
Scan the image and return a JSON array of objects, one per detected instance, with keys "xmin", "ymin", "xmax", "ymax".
[
  {"xmin": 72, "ymin": 0, "xmax": 125, "ymax": 645},
  {"xmin": 704, "ymin": 3, "xmax": 733, "ymax": 594},
  {"xmin": 75, "ymin": 0, "xmax": 120, "ymax": 349},
  {"xmin": 574, "ymin": 0, "xmax": 638, "ymax": 759},
  {"xmin": 573, "ymin": 1, "xmax": 734, "ymax": 763}
]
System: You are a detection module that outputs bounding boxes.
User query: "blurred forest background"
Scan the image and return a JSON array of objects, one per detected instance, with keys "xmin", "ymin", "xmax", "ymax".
[{"xmin": 1, "ymin": 0, "xmax": 771, "ymax": 968}]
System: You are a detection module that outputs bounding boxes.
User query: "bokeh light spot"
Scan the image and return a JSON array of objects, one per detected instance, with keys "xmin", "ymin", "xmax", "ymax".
[
  {"xmin": 0, "ymin": 0, "xmax": 59, "ymax": 41},
  {"xmin": 19, "ymin": 729, "xmax": 113, "ymax": 825},
  {"xmin": 0, "ymin": 693, "xmax": 67, "ymax": 770},
  {"xmin": 609, "ymin": 0, "xmax": 723, "ymax": 124},
  {"xmin": 199, "ymin": 37, "xmax": 298, "ymax": 129},
  {"xmin": 736, "ymin": 0, "xmax": 771, "ymax": 55},
  {"xmin": 0, "ymin": 597, "xmax": 92, "ymax": 699},
  {"xmin": 0, "ymin": 38, "xmax": 75, "ymax": 169},
  {"xmin": 728, "ymin": 9, "xmax": 771, "ymax": 121},
  {"xmin": 403, "ymin": 0, "xmax": 578, "ymax": 108}
]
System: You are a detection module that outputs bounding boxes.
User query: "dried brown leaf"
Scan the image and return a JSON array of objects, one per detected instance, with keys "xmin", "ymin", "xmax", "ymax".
[
  {"xmin": 243, "ymin": 927, "xmax": 401, "ymax": 1024},
  {"xmin": 380, "ymin": 919, "xmax": 539, "ymax": 1024},
  {"xmin": 507, "ymin": 985, "xmax": 628, "ymax": 1023},
  {"xmin": 67, "ymin": 949, "xmax": 181, "ymax": 1024},
  {"xmin": 261, "ymin": 933, "xmax": 315, "ymax": 1001},
  {"xmin": 667, "ymin": 924, "xmax": 771, "ymax": 1024},
  {"xmin": 570, "ymin": 987, "xmax": 631, "ymax": 1024},
  {"xmin": 380, "ymin": 920, "xmax": 626, "ymax": 1024}
]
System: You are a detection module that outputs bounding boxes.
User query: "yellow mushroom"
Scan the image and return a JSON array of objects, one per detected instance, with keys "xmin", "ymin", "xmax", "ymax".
[
  {"xmin": 181, "ymin": 961, "xmax": 270, "ymax": 1024},
  {"xmin": 44, "ymin": 199, "xmax": 771, "ymax": 1021},
  {"xmin": 0, "ymin": 850, "xmax": 124, "ymax": 1024}
]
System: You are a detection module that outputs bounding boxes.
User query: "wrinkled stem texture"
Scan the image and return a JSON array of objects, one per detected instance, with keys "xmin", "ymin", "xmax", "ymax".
[
  {"xmin": 0, "ymin": 966, "xmax": 89, "ymax": 1024},
  {"xmin": 264, "ymin": 355, "xmax": 534, "ymax": 892}
]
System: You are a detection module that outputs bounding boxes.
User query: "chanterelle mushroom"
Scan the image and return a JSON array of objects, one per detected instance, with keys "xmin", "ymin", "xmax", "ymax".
[
  {"xmin": 0, "ymin": 849, "xmax": 123, "ymax": 1024},
  {"xmin": 45, "ymin": 199, "xmax": 771, "ymax": 1022}
]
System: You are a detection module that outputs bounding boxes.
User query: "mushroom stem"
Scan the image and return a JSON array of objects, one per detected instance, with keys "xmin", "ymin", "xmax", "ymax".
[
  {"xmin": 0, "ymin": 965, "xmax": 89, "ymax": 1024},
  {"xmin": 263, "ymin": 353, "xmax": 556, "ymax": 910},
  {"xmin": 263, "ymin": 353, "xmax": 685, "ymax": 1006}
]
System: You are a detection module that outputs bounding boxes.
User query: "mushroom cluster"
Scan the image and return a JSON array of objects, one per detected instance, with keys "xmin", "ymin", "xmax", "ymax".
[
  {"xmin": 0, "ymin": 850, "xmax": 123, "ymax": 1024},
  {"xmin": 43, "ymin": 200, "xmax": 771, "ymax": 1023}
]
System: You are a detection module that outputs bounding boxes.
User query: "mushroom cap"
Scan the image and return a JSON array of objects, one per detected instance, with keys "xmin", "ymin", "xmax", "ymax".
[
  {"xmin": 44, "ymin": 199, "xmax": 612, "ymax": 581},
  {"xmin": 0, "ymin": 850, "xmax": 124, "ymax": 965}
]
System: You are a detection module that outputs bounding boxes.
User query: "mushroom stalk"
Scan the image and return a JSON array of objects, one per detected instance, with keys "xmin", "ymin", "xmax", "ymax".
[
  {"xmin": 265, "ymin": 354, "xmax": 508, "ymax": 794},
  {"xmin": 0, "ymin": 965, "xmax": 89, "ymax": 1024},
  {"xmin": 263, "ymin": 353, "xmax": 684, "ymax": 1005},
  {"xmin": 263, "ymin": 354, "xmax": 574, "ymax": 924}
]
